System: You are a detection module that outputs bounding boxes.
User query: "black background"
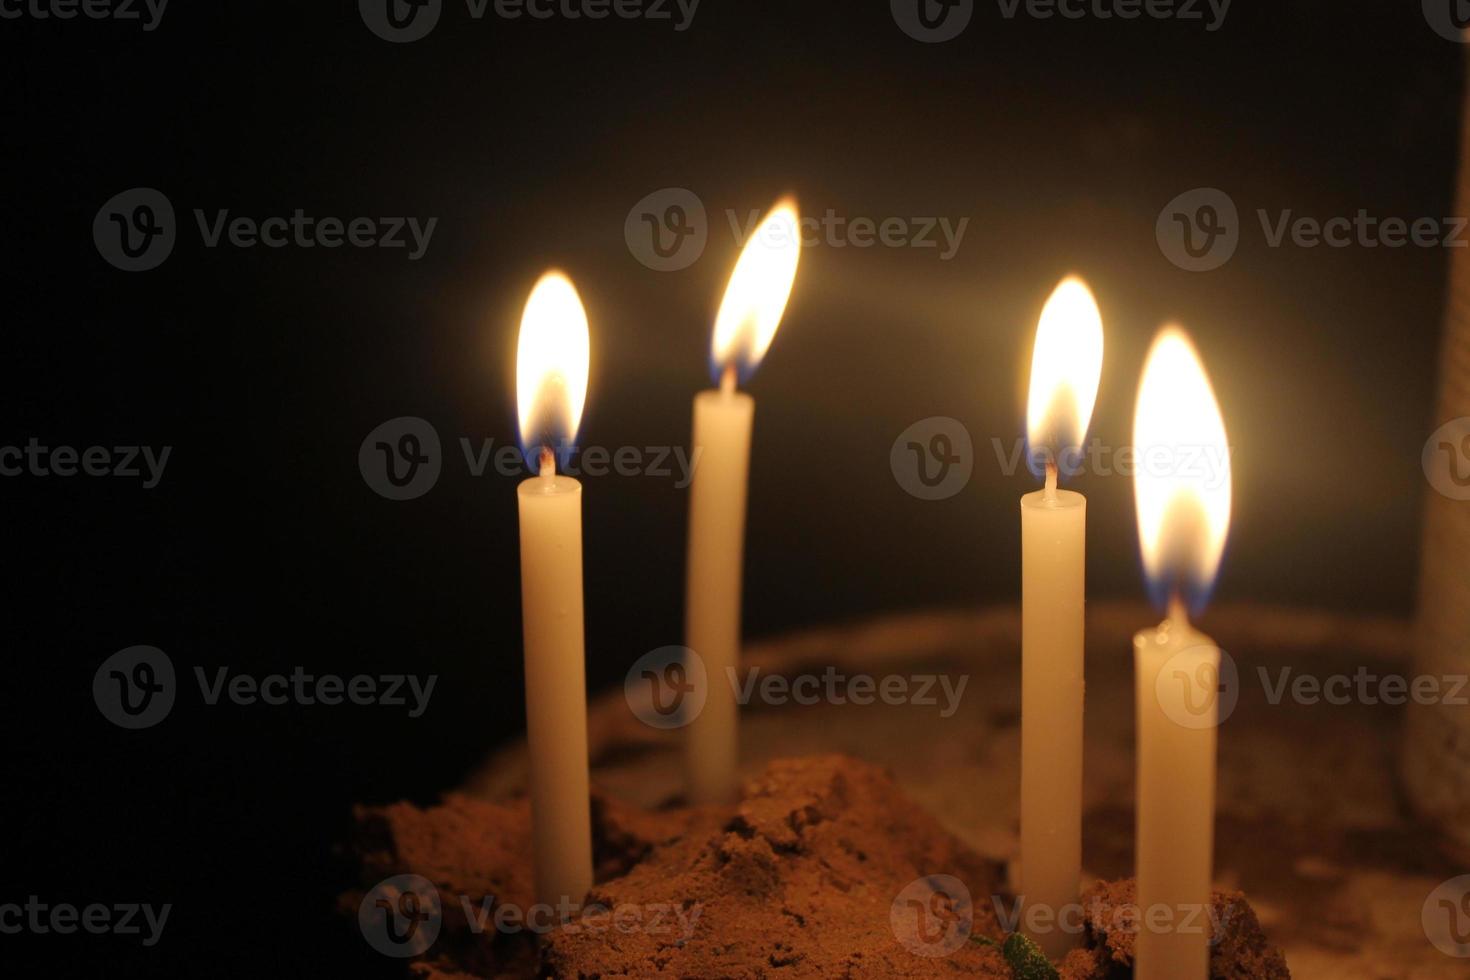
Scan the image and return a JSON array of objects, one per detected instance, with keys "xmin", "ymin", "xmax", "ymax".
[{"xmin": 1, "ymin": 1, "xmax": 1461, "ymax": 976}]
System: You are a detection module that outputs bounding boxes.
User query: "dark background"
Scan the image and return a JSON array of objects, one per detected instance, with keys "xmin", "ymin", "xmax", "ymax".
[{"xmin": 1, "ymin": 1, "xmax": 1460, "ymax": 976}]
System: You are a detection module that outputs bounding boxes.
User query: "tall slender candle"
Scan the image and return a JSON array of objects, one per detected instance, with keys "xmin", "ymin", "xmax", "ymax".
[
  {"xmin": 515, "ymin": 271, "xmax": 594, "ymax": 908},
  {"xmin": 685, "ymin": 198, "xmax": 801, "ymax": 805},
  {"xmin": 1019, "ymin": 277, "xmax": 1103, "ymax": 959},
  {"xmin": 1131, "ymin": 327, "xmax": 1232, "ymax": 980}
]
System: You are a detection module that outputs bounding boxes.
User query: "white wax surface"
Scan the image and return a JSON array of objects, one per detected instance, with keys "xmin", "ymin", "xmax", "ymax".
[
  {"xmin": 1133, "ymin": 617, "xmax": 1218, "ymax": 980},
  {"xmin": 518, "ymin": 474, "xmax": 593, "ymax": 907},
  {"xmin": 684, "ymin": 388, "xmax": 754, "ymax": 804},
  {"xmin": 1020, "ymin": 487, "xmax": 1086, "ymax": 959}
]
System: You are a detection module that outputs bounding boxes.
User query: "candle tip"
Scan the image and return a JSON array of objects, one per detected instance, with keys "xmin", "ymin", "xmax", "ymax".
[
  {"xmin": 720, "ymin": 363, "xmax": 737, "ymax": 397},
  {"xmin": 1044, "ymin": 461, "xmax": 1059, "ymax": 497},
  {"xmin": 539, "ymin": 446, "xmax": 556, "ymax": 480}
]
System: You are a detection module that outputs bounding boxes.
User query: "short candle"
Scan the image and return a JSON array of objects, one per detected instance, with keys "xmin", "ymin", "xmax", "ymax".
[{"xmin": 1130, "ymin": 326, "xmax": 1233, "ymax": 980}]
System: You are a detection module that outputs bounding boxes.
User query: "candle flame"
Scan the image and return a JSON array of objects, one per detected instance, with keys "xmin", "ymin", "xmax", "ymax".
[
  {"xmin": 516, "ymin": 271, "xmax": 590, "ymax": 469},
  {"xmin": 1133, "ymin": 327, "xmax": 1232, "ymax": 614},
  {"xmin": 710, "ymin": 197, "xmax": 801, "ymax": 384},
  {"xmin": 1025, "ymin": 276, "xmax": 1104, "ymax": 478}
]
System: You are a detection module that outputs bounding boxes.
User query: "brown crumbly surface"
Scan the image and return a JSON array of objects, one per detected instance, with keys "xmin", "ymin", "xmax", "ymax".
[
  {"xmin": 344, "ymin": 754, "xmax": 1288, "ymax": 978},
  {"xmin": 1056, "ymin": 879, "xmax": 1290, "ymax": 980}
]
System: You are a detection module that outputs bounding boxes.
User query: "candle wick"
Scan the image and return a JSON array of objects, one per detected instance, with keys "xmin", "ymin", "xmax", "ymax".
[
  {"xmin": 539, "ymin": 446, "xmax": 556, "ymax": 482},
  {"xmin": 720, "ymin": 364, "xmax": 737, "ymax": 397},
  {"xmin": 1044, "ymin": 461, "xmax": 1058, "ymax": 499},
  {"xmin": 1167, "ymin": 592, "xmax": 1189, "ymax": 630}
]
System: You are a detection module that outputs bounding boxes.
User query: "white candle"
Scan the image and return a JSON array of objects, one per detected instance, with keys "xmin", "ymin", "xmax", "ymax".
[
  {"xmin": 1019, "ymin": 277, "xmax": 1103, "ymax": 960},
  {"xmin": 515, "ymin": 271, "xmax": 593, "ymax": 908},
  {"xmin": 1130, "ymin": 327, "xmax": 1233, "ymax": 980},
  {"xmin": 685, "ymin": 198, "xmax": 801, "ymax": 805},
  {"xmin": 685, "ymin": 370, "xmax": 753, "ymax": 804},
  {"xmin": 1133, "ymin": 601, "xmax": 1219, "ymax": 980}
]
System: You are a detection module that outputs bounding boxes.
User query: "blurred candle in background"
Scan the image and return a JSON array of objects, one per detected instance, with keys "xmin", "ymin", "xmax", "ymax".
[
  {"xmin": 515, "ymin": 271, "xmax": 594, "ymax": 908},
  {"xmin": 685, "ymin": 198, "xmax": 801, "ymax": 805},
  {"xmin": 1018, "ymin": 277, "xmax": 1103, "ymax": 959},
  {"xmin": 1131, "ymin": 327, "xmax": 1233, "ymax": 980},
  {"xmin": 1405, "ymin": 64, "xmax": 1470, "ymax": 865}
]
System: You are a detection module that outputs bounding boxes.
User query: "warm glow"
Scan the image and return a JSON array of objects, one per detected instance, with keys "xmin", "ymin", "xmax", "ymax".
[
  {"xmin": 516, "ymin": 271, "xmax": 590, "ymax": 453},
  {"xmin": 1134, "ymin": 327, "xmax": 1232, "ymax": 608},
  {"xmin": 710, "ymin": 197, "xmax": 801, "ymax": 381},
  {"xmin": 1026, "ymin": 276, "xmax": 1104, "ymax": 472}
]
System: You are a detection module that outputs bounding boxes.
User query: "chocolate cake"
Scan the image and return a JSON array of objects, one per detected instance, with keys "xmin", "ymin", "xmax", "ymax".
[
  {"xmin": 345, "ymin": 755, "xmax": 1287, "ymax": 978},
  {"xmin": 345, "ymin": 601, "xmax": 1467, "ymax": 977}
]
